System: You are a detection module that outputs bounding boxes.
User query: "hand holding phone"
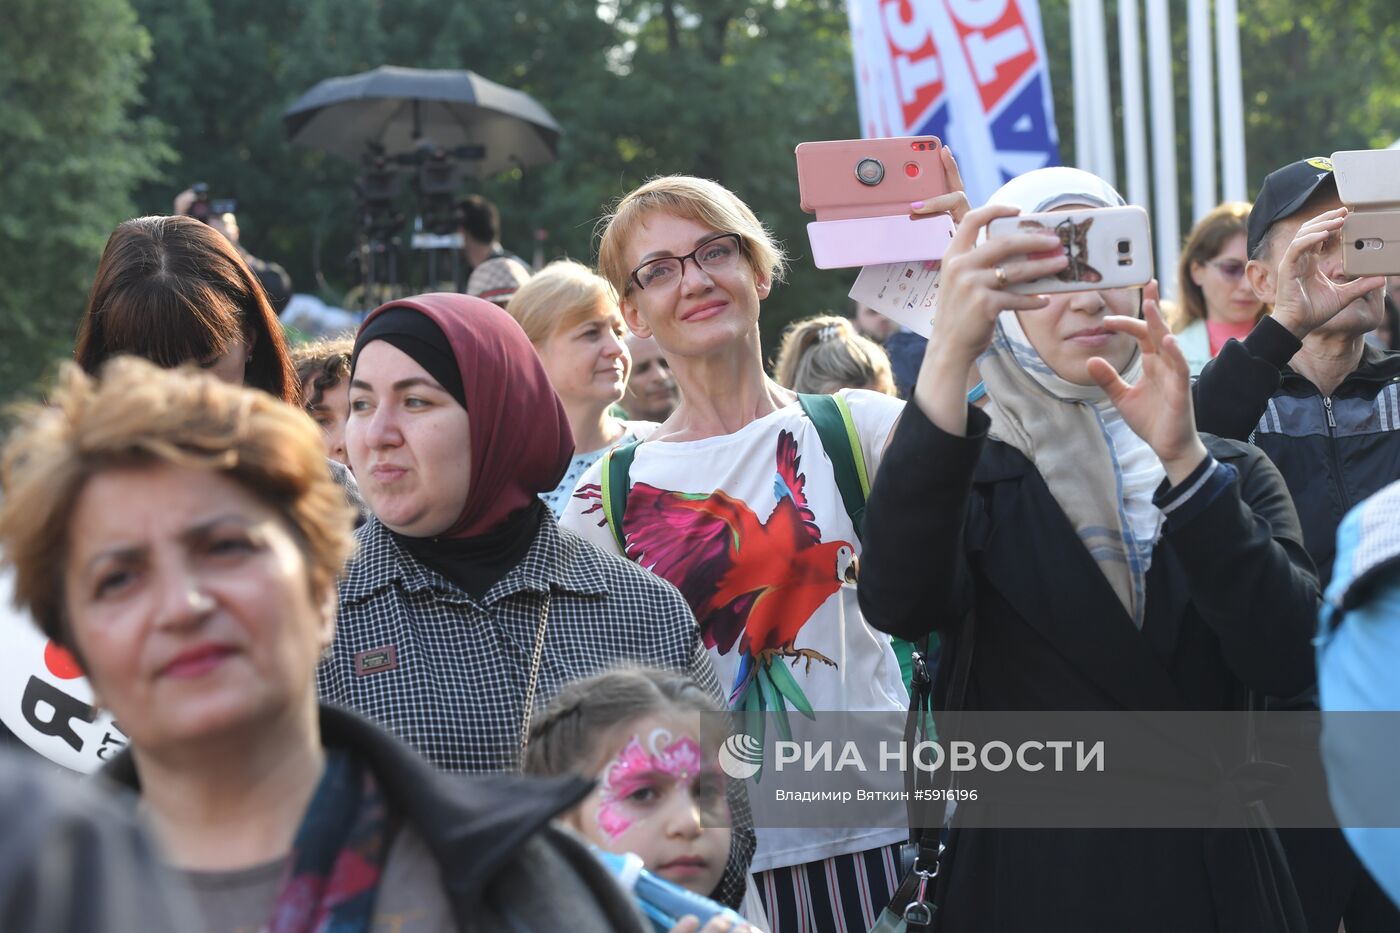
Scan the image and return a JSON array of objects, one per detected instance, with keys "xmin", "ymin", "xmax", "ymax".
[
  {"xmin": 984, "ymin": 206, "xmax": 1154, "ymax": 294},
  {"xmin": 795, "ymin": 135, "xmax": 955, "ymax": 269}
]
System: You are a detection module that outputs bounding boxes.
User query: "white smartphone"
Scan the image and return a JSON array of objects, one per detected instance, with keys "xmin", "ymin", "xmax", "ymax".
[
  {"xmin": 985, "ymin": 205, "xmax": 1154, "ymax": 294},
  {"xmin": 1332, "ymin": 149, "xmax": 1400, "ymax": 277}
]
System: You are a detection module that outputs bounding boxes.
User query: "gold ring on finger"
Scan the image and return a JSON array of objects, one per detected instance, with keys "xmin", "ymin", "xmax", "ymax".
[{"xmin": 993, "ymin": 264, "xmax": 1009, "ymax": 289}]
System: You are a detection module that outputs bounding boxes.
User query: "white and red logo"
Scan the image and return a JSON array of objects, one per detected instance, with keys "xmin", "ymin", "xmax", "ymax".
[{"xmin": 0, "ymin": 569, "xmax": 128, "ymax": 772}]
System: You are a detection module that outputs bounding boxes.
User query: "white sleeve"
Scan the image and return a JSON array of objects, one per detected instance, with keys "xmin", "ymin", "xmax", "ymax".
[
  {"xmin": 555, "ymin": 456, "xmax": 626, "ymax": 557},
  {"xmin": 836, "ymin": 388, "xmax": 905, "ymax": 479}
]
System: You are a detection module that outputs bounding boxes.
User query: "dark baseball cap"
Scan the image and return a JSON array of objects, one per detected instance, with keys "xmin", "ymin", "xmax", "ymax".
[{"xmin": 1247, "ymin": 157, "xmax": 1338, "ymax": 258}]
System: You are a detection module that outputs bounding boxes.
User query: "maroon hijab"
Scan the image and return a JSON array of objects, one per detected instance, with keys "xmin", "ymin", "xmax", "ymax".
[{"xmin": 355, "ymin": 293, "xmax": 573, "ymax": 539}]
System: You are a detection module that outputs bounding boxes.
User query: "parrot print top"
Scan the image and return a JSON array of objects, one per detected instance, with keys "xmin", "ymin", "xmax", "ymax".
[{"xmin": 560, "ymin": 388, "xmax": 910, "ymax": 871}]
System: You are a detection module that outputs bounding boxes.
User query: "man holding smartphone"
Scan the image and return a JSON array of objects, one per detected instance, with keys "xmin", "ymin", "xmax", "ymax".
[{"xmin": 1192, "ymin": 157, "xmax": 1400, "ymax": 933}]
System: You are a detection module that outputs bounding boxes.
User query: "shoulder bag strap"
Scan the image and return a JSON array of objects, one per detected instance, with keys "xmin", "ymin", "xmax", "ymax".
[
  {"xmin": 797, "ymin": 392, "xmax": 869, "ymax": 540},
  {"xmin": 600, "ymin": 441, "xmax": 641, "ymax": 553}
]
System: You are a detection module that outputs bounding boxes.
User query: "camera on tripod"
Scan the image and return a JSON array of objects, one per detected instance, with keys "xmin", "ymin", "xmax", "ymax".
[
  {"xmin": 353, "ymin": 155, "xmax": 406, "ymax": 242},
  {"xmin": 185, "ymin": 182, "xmax": 238, "ymax": 223},
  {"xmin": 415, "ymin": 146, "xmax": 462, "ymax": 236}
]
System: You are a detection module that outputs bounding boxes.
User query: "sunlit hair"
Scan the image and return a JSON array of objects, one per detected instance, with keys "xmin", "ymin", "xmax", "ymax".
[
  {"xmin": 292, "ymin": 335, "xmax": 355, "ymax": 409},
  {"xmin": 523, "ymin": 666, "xmax": 723, "ymax": 779},
  {"xmin": 74, "ymin": 215, "xmax": 299, "ymax": 403},
  {"xmin": 1173, "ymin": 201, "xmax": 1256, "ymax": 331},
  {"xmin": 506, "ymin": 259, "xmax": 618, "ymax": 344},
  {"xmin": 596, "ymin": 175, "xmax": 786, "ymax": 298},
  {"xmin": 0, "ymin": 357, "xmax": 356, "ymax": 653},
  {"xmin": 772, "ymin": 315, "xmax": 895, "ymax": 396}
]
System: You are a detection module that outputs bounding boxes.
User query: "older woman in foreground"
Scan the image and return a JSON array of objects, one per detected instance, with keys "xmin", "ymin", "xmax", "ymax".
[{"xmin": 0, "ymin": 357, "xmax": 645, "ymax": 933}]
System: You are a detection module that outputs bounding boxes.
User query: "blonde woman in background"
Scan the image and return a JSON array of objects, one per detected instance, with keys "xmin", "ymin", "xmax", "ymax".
[
  {"xmin": 1172, "ymin": 202, "xmax": 1265, "ymax": 375},
  {"xmin": 507, "ymin": 259, "xmax": 660, "ymax": 517},
  {"xmin": 772, "ymin": 314, "xmax": 896, "ymax": 396}
]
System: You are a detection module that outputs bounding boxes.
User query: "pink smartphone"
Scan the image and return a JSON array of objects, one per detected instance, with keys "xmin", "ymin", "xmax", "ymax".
[
  {"xmin": 985, "ymin": 206, "xmax": 1154, "ymax": 294},
  {"xmin": 805, "ymin": 213, "xmax": 955, "ymax": 270},
  {"xmin": 796, "ymin": 136, "xmax": 952, "ymax": 268}
]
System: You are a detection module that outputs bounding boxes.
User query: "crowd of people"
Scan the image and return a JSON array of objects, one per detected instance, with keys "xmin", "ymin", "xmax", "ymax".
[{"xmin": 0, "ymin": 146, "xmax": 1398, "ymax": 933}]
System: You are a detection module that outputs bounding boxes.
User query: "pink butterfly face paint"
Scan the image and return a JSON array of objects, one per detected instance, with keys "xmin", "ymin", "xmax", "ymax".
[{"xmin": 595, "ymin": 728, "xmax": 725, "ymax": 840}]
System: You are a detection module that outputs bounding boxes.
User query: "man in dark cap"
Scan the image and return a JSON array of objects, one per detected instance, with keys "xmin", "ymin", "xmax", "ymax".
[
  {"xmin": 1194, "ymin": 157, "xmax": 1395, "ymax": 585},
  {"xmin": 1193, "ymin": 158, "xmax": 1400, "ymax": 933}
]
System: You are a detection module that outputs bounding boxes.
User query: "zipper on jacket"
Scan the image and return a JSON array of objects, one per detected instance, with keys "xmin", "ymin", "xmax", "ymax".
[{"xmin": 1322, "ymin": 395, "xmax": 1352, "ymax": 510}]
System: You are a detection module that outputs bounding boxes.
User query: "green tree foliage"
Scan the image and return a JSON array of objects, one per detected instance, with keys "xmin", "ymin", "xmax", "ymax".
[
  {"xmin": 0, "ymin": 0, "xmax": 170, "ymax": 402},
  {"xmin": 6, "ymin": 0, "xmax": 1398, "ymax": 405},
  {"xmin": 126, "ymin": 0, "xmax": 860, "ymax": 351}
]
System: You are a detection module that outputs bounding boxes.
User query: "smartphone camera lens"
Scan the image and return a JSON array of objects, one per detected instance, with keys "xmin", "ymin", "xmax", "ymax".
[
  {"xmin": 1117, "ymin": 239, "xmax": 1131, "ymax": 254},
  {"xmin": 855, "ymin": 158, "xmax": 885, "ymax": 186},
  {"xmin": 1355, "ymin": 239, "xmax": 1365, "ymax": 251}
]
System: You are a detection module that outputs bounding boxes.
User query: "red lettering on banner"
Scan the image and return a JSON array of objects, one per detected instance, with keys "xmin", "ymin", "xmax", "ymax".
[
  {"xmin": 44, "ymin": 640, "xmax": 83, "ymax": 680},
  {"xmin": 881, "ymin": 0, "xmax": 945, "ymax": 131},
  {"xmin": 949, "ymin": 0, "xmax": 1036, "ymax": 112}
]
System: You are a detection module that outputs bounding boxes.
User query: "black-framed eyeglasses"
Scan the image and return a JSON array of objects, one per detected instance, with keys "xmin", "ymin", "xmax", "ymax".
[{"xmin": 629, "ymin": 233, "xmax": 744, "ymax": 292}]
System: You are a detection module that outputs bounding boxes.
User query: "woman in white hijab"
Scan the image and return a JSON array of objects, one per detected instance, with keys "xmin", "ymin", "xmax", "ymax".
[{"xmin": 858, "ymin": 168, "xmax": 1319, "ymax": 932}]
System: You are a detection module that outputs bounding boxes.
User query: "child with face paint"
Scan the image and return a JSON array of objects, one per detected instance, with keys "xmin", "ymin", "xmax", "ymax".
[{"xmin": 525, "ymin": 668, "xmax": 767, "ymax": 932}]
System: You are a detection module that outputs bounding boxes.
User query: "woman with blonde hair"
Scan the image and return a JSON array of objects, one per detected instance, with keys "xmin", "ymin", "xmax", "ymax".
[
  {"xmin": 1173, "ymin": 201, "xmax": 1265, "ymax": 374},
  {"xmin": 772, "ymin": 314, "xmax": 896, "ymax": 396},
  {"xmin": 559, "ymin": 164, "xmax": 970, "ymax": 928},
  {"xmin": 507, "ymin": 259, "xmax": 658, "ymax": 517}
]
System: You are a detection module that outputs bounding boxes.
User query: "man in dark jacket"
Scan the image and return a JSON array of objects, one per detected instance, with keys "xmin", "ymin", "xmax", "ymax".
[
  {"xmin": 1192, "ymin": 156, "xmax": 1400, "ymax": 933},
  {"xmin": 1193, "ymin": 157, "xmax": 1398, "ymax": 589}
]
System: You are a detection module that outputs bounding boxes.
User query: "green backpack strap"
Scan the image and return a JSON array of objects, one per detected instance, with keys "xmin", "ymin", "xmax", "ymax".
[
  {"xmin": 797, "ymin": 392, "xmax": 931, "ymax": 693},
  {"xmin": 600, "ymin": 441, "xmax": 641, "ymax": 553},
  {"xmin": 797, "ymin": 392, "xmax": 870, "ymax": 541}
]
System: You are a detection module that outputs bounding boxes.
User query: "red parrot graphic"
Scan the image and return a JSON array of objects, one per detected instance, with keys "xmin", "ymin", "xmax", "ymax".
[{"xmin": 578, "ymin": 430, "xmax": 857, "ymax": 731}]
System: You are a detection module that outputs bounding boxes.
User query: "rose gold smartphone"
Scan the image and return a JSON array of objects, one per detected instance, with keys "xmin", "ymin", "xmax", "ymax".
[
  {"xmin": 795, "ymin": 136, "xmax": 953, "ymax": 269},
  {"xmin": 985, "ymin": 206, "xmax": 1154, "ymax": 294},
  {"xmin": 1333, "ymin": 150, "xmax": 1400, "ymax": 276}
]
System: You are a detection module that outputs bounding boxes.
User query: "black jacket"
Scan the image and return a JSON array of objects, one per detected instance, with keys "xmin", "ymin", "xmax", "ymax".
[
  {"xmin": 101, "ymin": 704, "xmax": 647, "ymax": 933},
  {"xmin": 0, "ymin": 748, "xmax": 198, "ymax": 932},
  {"xmin": 1192, "ymin": 315, "xmax": 1400, "ymax": 588},
  {"xmin": 858, "ymin": 402, "xmax": 1318, "ymax": 932}
]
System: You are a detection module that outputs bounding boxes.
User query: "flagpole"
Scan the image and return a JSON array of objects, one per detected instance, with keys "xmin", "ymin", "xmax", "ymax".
[
  {"xmin": 1188, "ymin": 0, "xmax": 1217, "ymax": 221},
  {"xmin": 1085, "ymin": 0, "xmax": 1117, "ymax": 186},
  {"xmin": 1146, "ymin": 0, "xmax": 1180, "ymax": 300},
  {"xmin": 1216, "ymin": 0, "xmax": 1247, "ymax": 201},
  {"xmin": 1118, "ymin": 0, "xmax": 1150, "ymax": 209}
]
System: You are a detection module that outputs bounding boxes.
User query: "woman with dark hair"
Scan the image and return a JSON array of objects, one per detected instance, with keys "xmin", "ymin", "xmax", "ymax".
[
  {"xmin": 1171, "ymin": 202, "xmax": 1265, "ymax": 375},
  {"xmin": 292, "ymin": 336, "xmax": 355, "ymax": 466},
  {"xmin": 74, "ymin": 214, "xmax": 298, "ymax": 402}
]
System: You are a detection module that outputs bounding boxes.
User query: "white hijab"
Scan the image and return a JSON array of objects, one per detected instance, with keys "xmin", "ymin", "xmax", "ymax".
[{"xmin": 977, "ymin": 168, "xmax": 1165, "ymax": 628}]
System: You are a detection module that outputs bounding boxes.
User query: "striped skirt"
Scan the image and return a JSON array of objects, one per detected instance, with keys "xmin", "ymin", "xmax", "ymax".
[{"xmin": 755, "ymin": 842, "xmax": 904, "ymax": 933}]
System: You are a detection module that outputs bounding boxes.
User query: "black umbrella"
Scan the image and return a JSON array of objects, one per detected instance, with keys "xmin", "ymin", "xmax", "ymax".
[{"xmin": 283, "ymin": 66, "xmax": 561, "ymax": 175}]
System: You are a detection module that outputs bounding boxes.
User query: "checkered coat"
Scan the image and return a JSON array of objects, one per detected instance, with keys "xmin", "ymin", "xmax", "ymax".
[
  {"xmin": 320, "ymin": 511, "xmax": 721, "ymax": 773},
  {"xmin": 320, "ymin": 511, "xmax": 754, "ymax": 907}
]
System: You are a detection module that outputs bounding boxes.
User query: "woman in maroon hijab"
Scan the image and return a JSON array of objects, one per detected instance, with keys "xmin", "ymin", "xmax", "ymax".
[
  {"xmin": 323, "ymin": 294, "xmax": 720, "ymax": 769},
  {"xmin": 322, "ymin": 295, "xmax": 754, "ymax": 908}
]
